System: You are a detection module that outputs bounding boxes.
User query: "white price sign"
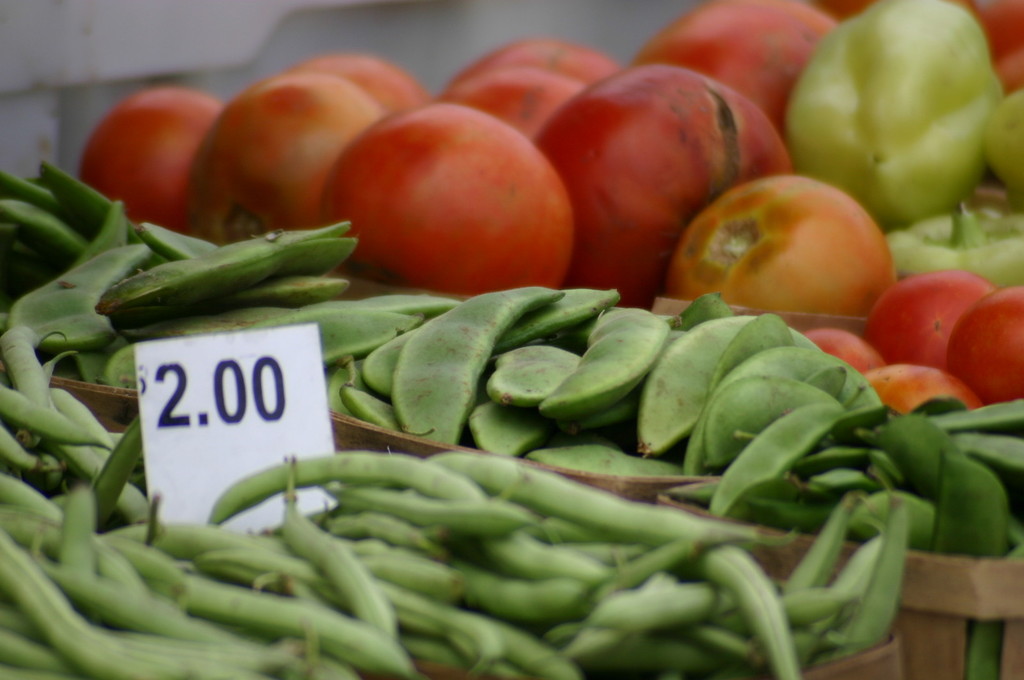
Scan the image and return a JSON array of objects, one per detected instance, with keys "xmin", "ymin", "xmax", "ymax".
[{"xmin": 135, "ymin": 323, "xmax": 335, "ymax": 532}]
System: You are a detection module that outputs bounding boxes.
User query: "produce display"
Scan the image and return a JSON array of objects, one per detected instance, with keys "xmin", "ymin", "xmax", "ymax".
[{"xmin": 3, "ymin": 0, "xmax": 1024, "ymax": 677}]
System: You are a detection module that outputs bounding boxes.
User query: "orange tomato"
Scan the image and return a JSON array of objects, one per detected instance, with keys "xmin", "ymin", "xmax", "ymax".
[
  {"xmin": 632, "ymin": 0, "xmax": 836, "ymax": 133},
  {"xmin": 284, "ymin": 52, "xmax": 431, "ymax": 112},
  {"xmin": 663, "ymin": 175, "xmax": 897, "ymax": 317},
  {"xmin": 444, "ymin": 37, "xmax": 621, "ymax": 90},
  {"xmin": 864, "ymin": 363, "xmax": 983, "ymax": 413},
  {"xmin": 802, "ymin": 327, "xmax": 887, "ymax": 374},
  {"xmin": 320, "ymin": 103, "xmax": 574, "ymax": 296},
  {"xmin": 188, "ymin": 71, "xmax": 384, "ymax": 243},
  {"xmin": 78, "ymin": 86, "xmax": 222, "ymax": 233}
]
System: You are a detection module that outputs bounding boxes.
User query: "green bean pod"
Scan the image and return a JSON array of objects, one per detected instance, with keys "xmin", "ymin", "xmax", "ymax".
[
  {"xmin": 209, "ymin": 451, "xmax": 487, "ymax": 525},
  {"xmin": 282, "ymin": 496, "xmax": 398, "ymax": 638},
  {"xmin": 7, "ymin": 244, "xmax": 151, "ymax": 353},
  {"xmin": 493, "ymin": 288, "xmax": 620, "ymax": 353},
  {"xmin": 95, "ymin": 222, "xmax": 355, "ymax": 313},
  {"xmin": 538, "ymin": 307, "xmax": 672, "ymax": 422},
  {"xmin": 391, "ymin": 287, "xmax": 564, "ymax": 444},
  {"xmin": 0, "ymin": 199, "xmax": 88, "ymax": 269},
  {"xmin": 431, "ymin": 451, "xmax": 762, "ymax": 546}
]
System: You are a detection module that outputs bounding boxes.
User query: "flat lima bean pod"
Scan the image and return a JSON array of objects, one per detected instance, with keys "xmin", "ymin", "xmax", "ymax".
[{"xmin": 391, "ymin": 287, "xmax": 564, "ymax": 445}]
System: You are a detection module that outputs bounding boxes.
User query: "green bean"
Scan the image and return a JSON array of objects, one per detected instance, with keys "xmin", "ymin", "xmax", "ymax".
[
  {"xmin": 38, "ymin": 560, "xmax": 250, "ymax": 645},
  {"xmin": 430, "ymin": 451, "xmax": 763, "ymax": 546},
  {"xmin": 324, "ymin": 510, "xmax": 448, "ymax": 558},
  {"xmin": 90, "ymin": 415, "xmax": 144, "ymax": 527},
  {"xmin": 0, "ymin": 169, "xmax": 64, "ymax": 217},
  {"xmin": 597, "ymin": 538, "xmax": 702, "ymax": 598},
  {"xmin": 0, "ymin": 474, "xmax": 63, "ymax": 522},
  {"xmin": 56, "ymin": 485, "xmax": 98, "ymax": 576},
  {"xmin": 825, "ymin": 493, "xmax": 909, "ymax": 658},
  {"xmin": 932, "ymin": 445, "xmax": 1009, "ymax": 557},
  {"xmin": 110, "ymin": 631, "xmax": 305, "ymax": 677},
  {"xmin": 0, "ymin": 627, "xmax": 75, "ymax": 674},
  {"xmin": 953, "ymin": 430, "xmax": 1024, "ymax": 491},
  {"xmin": 282, "ymin": 489, "xmax": 398, "ymax": 638},
  {"xmin": 0, "ymin": 199, "xmax": 87, "ymax": 268},
  {"xmin": 0, "ymin": 326, "xmax": 50, "ymax": 408},
  {"xmin": 691, "ymin": 545, "xmax": 802, "ymax": 680},
  {"xmin": 391, "ymin": 287, "xmax": 564, "ymax": 443},
  {"xmin": 179, "ymin": 573, "xmax": 420, "ymax": 679},
  {"xmin": 455, "ymin": 558, "xmax": 592, "ymax": 624},
  {"xmin": 208, "ymin": 451, "xmax": 486, "ymax": 525},
  {"xmin": 965, "ymin": 620, "xmax": 1003, "ymax": 680},
  {"xmin": 96, "ymin": 223, "xmax": 356, "ymax": 314},
  {"xmin": 104, "ymin": 522, "xmax": 288, "ymax": 562},
  {"xmin": 790, "ymin": 446, "xmax": 874, "ymax": 478},
  {"xmin": 0, "ymin": 601, "xmax": 43, "ymax": 641},
  {"xmin": 331, "ymin": 486, "xmax": 538, "ymax": 537},
  {"xmin": 784, "ymin": 493, "xmax": 858, "ymax": 594},
  {"xmin": 582, "ymin": 572, "xmax": 719, "ymax": 633},
  {"xmin": 0, "ymin": 527, "xmax": 185, "ymax": 680},
  {"xmin": 70, "ymin": 199, "xmax": 131, "ymax": 268},
  {"xmin": 468, "ymin": 529, "xmax": 612, "ymax": 586},
  {"xmin": 0, "ymin": 421, "xmax": 54, "ymax": 473},
  {"xmin": 37, "ymin": 161, "xmax": 113, "ymax": 239},
  {"xmin": 929, "ymin": 397, "xmax": 1024, "ymax": 433},
  {"xmin": 0, "ymin": 665, "xmax": 85, "ymax": 680},
  {"xmin": 561, "ymin": 627, "xmax": 725, "ymax": 675},
  {"xmin": 132, "ymin": 221, "xmax": 218, "ymax": 261}
]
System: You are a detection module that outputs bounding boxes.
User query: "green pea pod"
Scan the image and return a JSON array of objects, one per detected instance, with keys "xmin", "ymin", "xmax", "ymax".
[
  {"xmin": 467, "ymin": 400, "xmax": 553, "ymax": 457},
  {"xmin": 95, "ymin": 222, "xmax": 355, "ymax": 314},
  {"xmin": 493, "ymin": 288, "xmax": 620, "ymax": 353},
  {"xmin": 69, "ymin": 199, "xmax": 131, "ymax": 268},
  {"xmin": 874, "ymin": 413, "xmax": 952, "ymax": 499},
  {"xmin": 0, "ymin": 199, "xmax": 88, "ymax": 269},
  {"xmin": 709, "ymin": 400, "xmax": 847, "ymax": 517},
  {"xmin": 132, "ymin": 221, "xmax": 218, "ymax": 261},
  {"xmin": 0, "ymin": 169, "xmax": 64, "ymax": 216},
  {"xmin": 932, "ymin": 444, "xmax": 1010, "ymax": 557},
  {"xmin": 37, "ymin": 161, "xmax": 114, "ymax": 239},
  {"xmin": 7, "ymin": 244, "xmax": 151, "ymax": 353},
  {"xmin": 391, "ymin": 287, "xmax": 563, "ymax": 445},
  {"xmin": 675, "ymin": 291, "xmax": 736, "ymax": 330},
  {"xmin": 539, "ymin": 307, "xmax": 672, "ymax": 422}
]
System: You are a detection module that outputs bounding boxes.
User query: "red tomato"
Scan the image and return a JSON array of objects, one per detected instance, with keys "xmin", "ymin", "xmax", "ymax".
[
  {"xmin": 284, "ymin": 52, "xmax": 431, "ymax": 112},
  {"xmin": 865, "ymin": 363, "xmax": 983, "ymax": 414},
  {"xmin": 979, "ymin": 0, "xmax": 1024, "ymax": 93},
  {"xmin": 803, "ymin": 327, "xmax": 886, "ymax": 374},
  {"xmin": 319, "ymin": 103, "xmax": 574, "ymax": 296},
  {"xmin": 79, "ymin": 86, "xmax": 222, "ymax": 233},
  {"xmin": 632, "ymin": 0, "xmax": 836, "ymax": 133},
  {"xmin": 535, "ymin": 64, "xmax": 792, "ymax": 308},
  {"xmin": 445, "ymin": 37, "xmax": 621, "ymax": 90},
  {"xmin": 188, "ymin": 72, "xmax": 384, "ymax": 242},
  {"xmin": 947, "ymin": 286, "xmax": 1024, "ymax": 403},
  {"xmin": 663, "ymin": 175, "xmax": 896, "ymax": 317},
  {"xmin": 437, "ymin": 65, "xmax": 586, "ymax": 138},
  {"xmin": 863, "ymin": 269, "xmax": 996, "ymax": 371}
]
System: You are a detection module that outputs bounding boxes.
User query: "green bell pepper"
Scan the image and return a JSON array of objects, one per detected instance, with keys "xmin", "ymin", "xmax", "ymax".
[
  {"xmin": 786, "ymin": 0, "xmax": 1003, "ymax": 230},
  {"xmin": 886, "ymin": 190, "xmax": 1024, "ymax": 285}
]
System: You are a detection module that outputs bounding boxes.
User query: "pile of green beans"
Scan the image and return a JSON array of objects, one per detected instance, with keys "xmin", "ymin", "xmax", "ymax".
[
  {"xmin": 665, "ymin": 391, "xmax": 1024, "ymax": 680},
  {"xmin": 0, "ymin": 323, "xmax": 148, "ymax": 529},
  {"xmin": 329, "ymin": 289, "xmax": 889, "ymax": 481},
  {"xmin": 10, "ymin": 449, "xmax": 896, "ymax": 680},
  {"xmin": 0, "ymin": 162, "xmax": 441, "ymax": 386}
]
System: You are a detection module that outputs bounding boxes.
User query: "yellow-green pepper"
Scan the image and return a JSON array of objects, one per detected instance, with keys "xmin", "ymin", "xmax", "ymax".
[
  {"xmin": 786, "ymin": 0, "xmax": 1003, "ymax": 230},
  {"xmin": 886, "ymin": 192, "xmax": 1024, "ymax": 285}
]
